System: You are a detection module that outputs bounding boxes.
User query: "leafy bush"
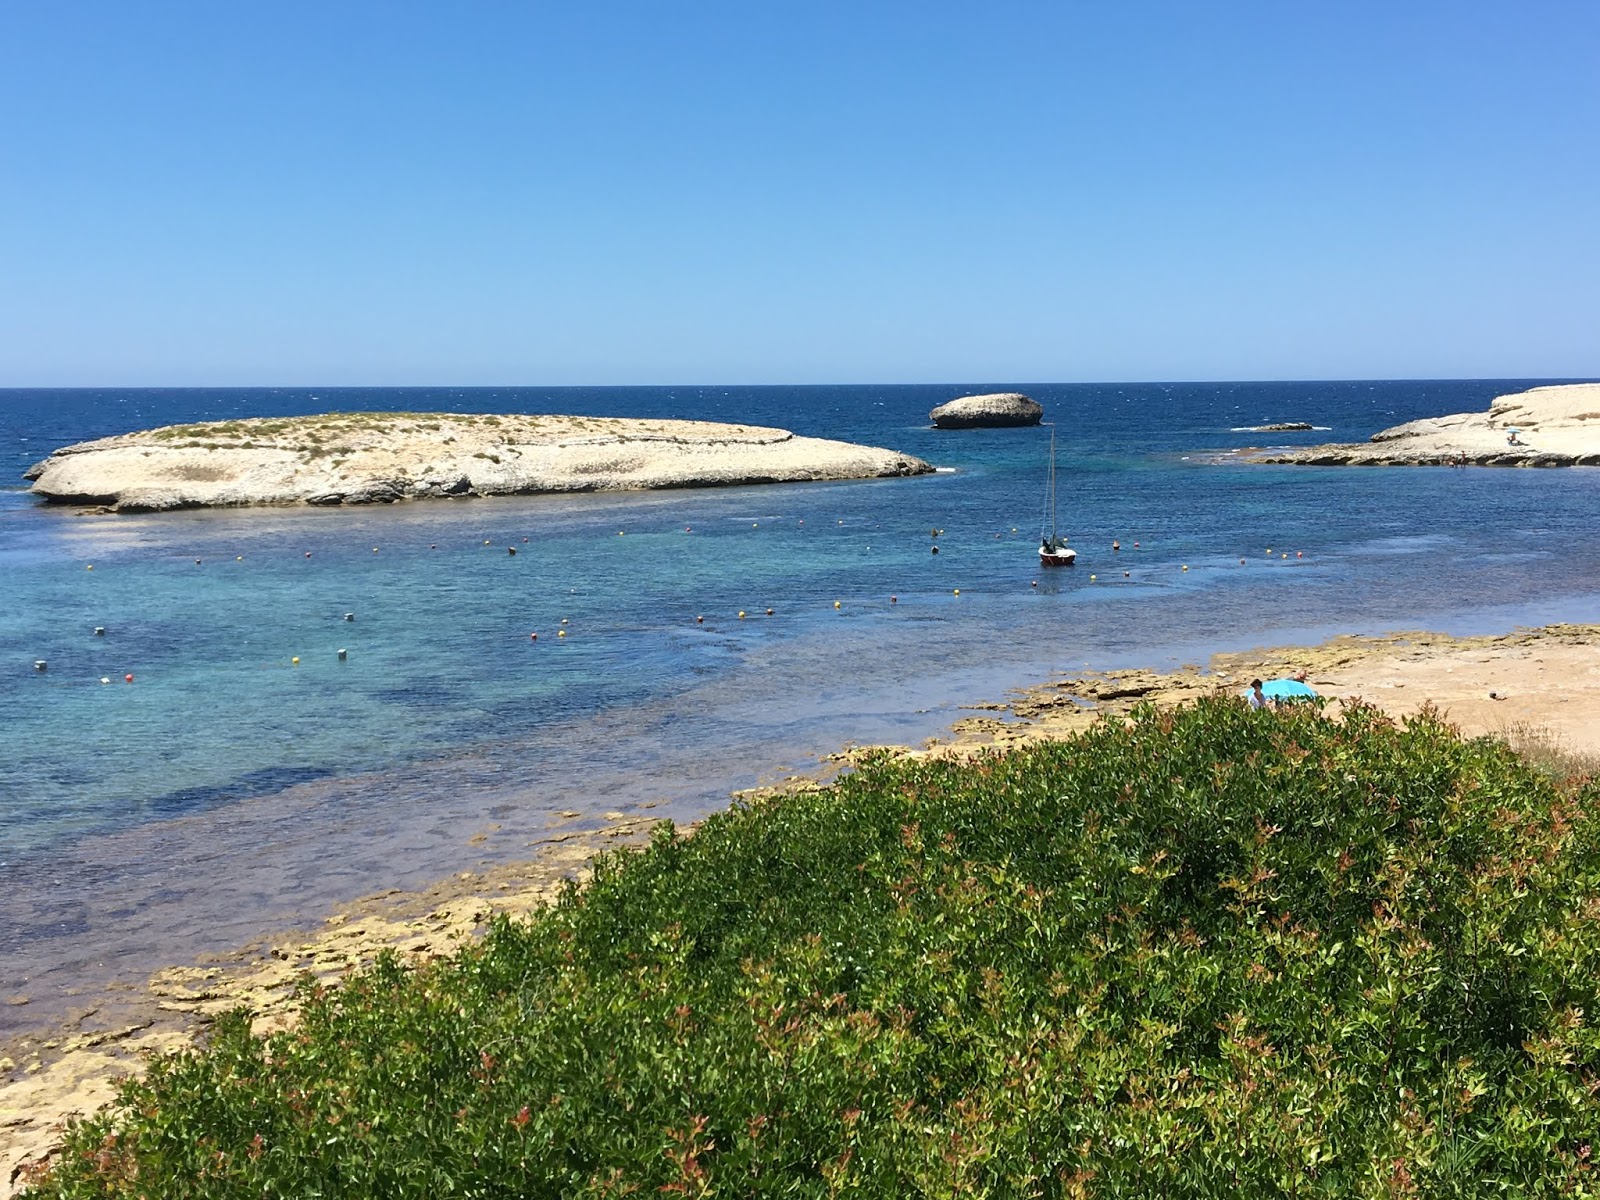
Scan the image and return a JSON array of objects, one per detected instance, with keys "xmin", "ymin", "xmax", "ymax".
[{"xmin": 29, "ymin": 701, "xmax": 1600, "ymax": 1197}]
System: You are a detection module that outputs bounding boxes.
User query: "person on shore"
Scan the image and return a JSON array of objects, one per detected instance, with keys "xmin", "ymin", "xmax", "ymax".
[
  {"xmin": 1249, "ymin": 679, "xmax": 1267, "ymax": 710},
  {"xmin": 1294, "ymin": 669, "xmax": 1308, "ymax": 683}
]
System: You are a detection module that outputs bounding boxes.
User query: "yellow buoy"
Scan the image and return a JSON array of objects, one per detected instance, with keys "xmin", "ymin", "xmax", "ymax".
[
  {"xmin": 738, "ymin": 611, "xmax": 746, "ymax": 619},
  {"xmin": 1089, "ymin": 574, "xmax": 1097, "ymax": 581},
  {"xmin": 291, "ymin": 656, "xmax": 300, "ymax": 665},
  {"xmin": 558, "ymin": 629, "xmax": 566, "ymax": 638},
  {"xmin": 834, "ymin": 600, "xmax": 841, "ymax": 609},
  {"xmin": 1182, "ymin": 565, "xmax": 1189, "ymax": 572},
  {"xmin": 86, "ymin": 564, "xmax": 93, "ymax": 571},
  {"xmin": 953, "ymin": 588, "xmax": 960, "ymax": 595}
]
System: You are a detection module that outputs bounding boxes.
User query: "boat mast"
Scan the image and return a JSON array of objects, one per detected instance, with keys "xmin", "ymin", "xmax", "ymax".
[{"xmin": 1041, "ymin": 425, "xmax": 1056, "ymax": 547}]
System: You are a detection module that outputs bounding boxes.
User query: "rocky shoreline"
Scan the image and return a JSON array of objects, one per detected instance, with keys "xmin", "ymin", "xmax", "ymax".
[
  {"xmin": 1243, "ymin": 382, "xmax": 1600, "ymax": 466},
  {"xmin": 23, "ymin": 413, "xmax": 934, "ymax": 512},
  {"xmin": 7, "ymin": 621, "xmax": 1598, "ymax": 1191}
]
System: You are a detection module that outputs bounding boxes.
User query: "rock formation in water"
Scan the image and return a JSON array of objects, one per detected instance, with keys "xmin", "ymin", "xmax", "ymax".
[
  {"xmin": 929, "ymin": 393, "xmax": 1043, "ymax": 429},
  {"xmin": 1243, "ymin": 384, "xmax": 1600, "ymax": 467},
  {"xmin": 24, "ymin": 413, "xmax": 936, "ymax": 512}
]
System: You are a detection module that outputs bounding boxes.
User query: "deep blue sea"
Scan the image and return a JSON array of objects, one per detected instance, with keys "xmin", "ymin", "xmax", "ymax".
[{"xmin": 4, "ymin": 380, "xmax": 1599, "ymax": 1027}]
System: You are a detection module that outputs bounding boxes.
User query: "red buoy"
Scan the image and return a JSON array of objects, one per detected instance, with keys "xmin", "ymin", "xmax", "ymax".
[{"xmin": 124, "ymin": 673, "xmax": 134, "ymax": 683}]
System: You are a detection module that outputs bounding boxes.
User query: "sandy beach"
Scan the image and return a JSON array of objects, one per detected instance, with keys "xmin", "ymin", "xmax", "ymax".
[{"xmin": 5, "ymin": 620, "xmax": 1598, "ymax": 1193}]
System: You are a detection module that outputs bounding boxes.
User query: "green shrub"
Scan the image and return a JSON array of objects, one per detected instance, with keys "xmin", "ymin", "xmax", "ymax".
[{"xmin": 29, "ymin": 701, "xmax": 1600, "ymax": 1197}]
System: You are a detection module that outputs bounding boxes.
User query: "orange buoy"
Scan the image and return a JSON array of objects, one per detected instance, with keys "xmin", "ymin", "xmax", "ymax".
[
  {"xmin": 1296, "ymin": 551, "xmax": 1303, "ymax": 558},
  {"xmin": 124, "ymin": 673, "xmax": 134, "ymax": 682}
]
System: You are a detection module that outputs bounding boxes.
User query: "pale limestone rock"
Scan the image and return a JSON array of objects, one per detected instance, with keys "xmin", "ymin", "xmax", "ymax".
[
  {"xmin": 929, "ymin": 392, "xmax": 1043, "ymax": 429},
  {"xmin": 1245, "ymin": 383, "xmax": 1600, "ymax": 467},
  {"xmin": 24, "ymin": 413, "xmax": 934, "ymax": 512}
]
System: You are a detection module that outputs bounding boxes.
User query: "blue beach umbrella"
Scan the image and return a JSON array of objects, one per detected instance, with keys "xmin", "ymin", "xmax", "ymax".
[{"xmin": 1244, "ymin": 678, "xmax": 1319, "ymax": 702}]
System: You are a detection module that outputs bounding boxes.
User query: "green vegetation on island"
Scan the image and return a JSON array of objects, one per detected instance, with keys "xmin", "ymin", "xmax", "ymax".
[{"xmin": 26, "ymin": 700, "xmax": 1600, "ymax": 1197}]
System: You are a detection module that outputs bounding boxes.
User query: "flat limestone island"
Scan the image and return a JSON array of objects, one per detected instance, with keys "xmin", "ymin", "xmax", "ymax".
[
  {"xmin": 929, "ymin": 392, "xmax": 1043, "ymax": 428},
  {"xmin": 24, "ymin": 413, "xmax": 935, "ymax": 512},
  {"xmin": 1244, "ymin": 382, "xmax": 1600, "ymax": 466}
]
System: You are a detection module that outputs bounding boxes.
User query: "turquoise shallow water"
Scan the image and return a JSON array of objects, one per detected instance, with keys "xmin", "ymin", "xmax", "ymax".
[{"xmin": 2, "ymin": 381, "xmax": 1598, "ymax": 1027}]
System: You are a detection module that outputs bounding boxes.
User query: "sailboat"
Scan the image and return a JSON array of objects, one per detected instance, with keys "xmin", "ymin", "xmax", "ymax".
[{"xmin": 1039, "ymin": 426, "xmax": 1077, "ymax": 567}]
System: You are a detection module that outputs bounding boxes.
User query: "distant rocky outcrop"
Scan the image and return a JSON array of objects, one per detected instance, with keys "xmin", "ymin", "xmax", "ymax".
[
  {"xmin": 24, "ymin": 413, "xmax": 935, "ymax": 512},
  {"xmin": 1239, "ymin": 422, "xmax": 1314, "ymax": 432},
  {"xmin": 1243, "ymin": 384, "xmax": 1600, "ymax": 467},
  {"xmin": 929, "ymin": 393, "xmax": 1043, "ymax": 429}
]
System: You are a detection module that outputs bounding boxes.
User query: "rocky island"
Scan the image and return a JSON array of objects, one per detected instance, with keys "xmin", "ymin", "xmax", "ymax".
[
  {"xmin": 929, "ymin": 392, "xmax": 1043, "ymax": 428},
  {"xmin": 24, "ymin": 413, "xmax": 935, "ymax": 512},
  {"xmin": 1244, "ymin": 382, "xmax": 1600, "ymax": 466}
]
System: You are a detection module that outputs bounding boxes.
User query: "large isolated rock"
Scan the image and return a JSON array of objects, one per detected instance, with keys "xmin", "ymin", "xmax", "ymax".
[
  {"xmin": 929, "ymin": 393, "xmax": 1043, "ymax": 429},
  {"xmin": 24, "ymin": 413, "xmax": 935, "ymax": 512}
]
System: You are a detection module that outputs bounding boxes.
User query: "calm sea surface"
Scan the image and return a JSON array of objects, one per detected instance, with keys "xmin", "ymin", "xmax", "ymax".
[{"xmin": 3, "ymin": 381, "xmax": 1598, "ymax": 1027}]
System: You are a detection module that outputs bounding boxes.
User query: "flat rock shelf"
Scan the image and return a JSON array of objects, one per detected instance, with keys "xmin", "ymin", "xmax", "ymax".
[
  {"xmin": 1242, "ymin": 383, "xmax": 1600, "ymax": 466},
  {"xmin": 23, "ymin": 413, "xmax": 936, "ymax": 512}
]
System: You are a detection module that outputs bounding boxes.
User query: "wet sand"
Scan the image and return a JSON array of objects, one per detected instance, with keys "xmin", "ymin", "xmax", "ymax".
[{"xmin": 5, "ymin": 621, "xmax": 1598, "ymax": 1193}]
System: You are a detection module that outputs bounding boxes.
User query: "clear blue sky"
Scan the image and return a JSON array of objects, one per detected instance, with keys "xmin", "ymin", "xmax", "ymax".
[{"xmin": 2, "ymin": 2, "xmax": 1596, "ymax": 385}]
